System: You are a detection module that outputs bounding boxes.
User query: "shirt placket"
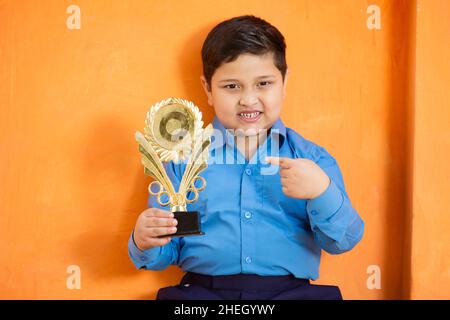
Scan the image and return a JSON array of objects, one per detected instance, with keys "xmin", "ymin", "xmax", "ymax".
[{"xmin": 240, "ymin": 163, "xmax": 258, "ymax": 273}]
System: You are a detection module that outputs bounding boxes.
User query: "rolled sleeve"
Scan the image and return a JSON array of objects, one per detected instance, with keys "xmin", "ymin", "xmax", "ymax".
[
  {"xmin": 306, "ymin": 179, "xmax": 344, "ymax": 221},
  {"xmin": 304, "ymin": 145, "xmax": 364, "ymax": 254},
  {"xmin": 128, "ymin": 230, "xmax": 162, "ymax": 269}
]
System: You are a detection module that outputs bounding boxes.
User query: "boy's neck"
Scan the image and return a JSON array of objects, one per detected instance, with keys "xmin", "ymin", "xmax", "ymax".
[{"xmin": 234, "ymin": 129, "xmax": 271, "ymax": 161}]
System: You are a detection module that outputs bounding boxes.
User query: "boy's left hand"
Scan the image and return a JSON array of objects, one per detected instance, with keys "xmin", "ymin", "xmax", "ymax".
[{"xmin": 265, "ymin": 156, "xmax": 331, "ymax": 200}]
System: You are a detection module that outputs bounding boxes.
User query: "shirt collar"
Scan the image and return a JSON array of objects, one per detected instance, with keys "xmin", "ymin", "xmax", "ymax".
[{"xmin": 210, "ymin": 115, "xmax": 287, "ymax": 151}]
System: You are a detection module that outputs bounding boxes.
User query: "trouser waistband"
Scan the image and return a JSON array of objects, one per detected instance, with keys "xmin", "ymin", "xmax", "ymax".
[{"xmin": 180, "ymin": 272, "xmax": 310, "ymax": 291}]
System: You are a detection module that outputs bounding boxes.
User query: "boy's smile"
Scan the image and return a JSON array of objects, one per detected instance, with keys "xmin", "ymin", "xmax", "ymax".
[{"xmin": 201, "ymin": 52, "xmax": 288, "ymax": 137}]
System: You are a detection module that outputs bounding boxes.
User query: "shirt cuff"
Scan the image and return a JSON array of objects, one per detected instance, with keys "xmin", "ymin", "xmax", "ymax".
[
  {"xmin": 306, "ymin": 179, "xmax": 344, "ymax": 221},
  {"xmin": 128, "ymin": 230, "xmax": 162, "ymax": 264}
]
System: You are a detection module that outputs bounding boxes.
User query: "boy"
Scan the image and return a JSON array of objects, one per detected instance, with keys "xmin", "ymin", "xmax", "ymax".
[{"xmin": 128, "ymin": 15, "xmax": 364, "ymax": 300}]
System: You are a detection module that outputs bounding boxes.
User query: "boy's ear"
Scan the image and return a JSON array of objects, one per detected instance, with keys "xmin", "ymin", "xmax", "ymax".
[
  {"xmin": 282, "ymin": 69, "xmax": 289, "ymax": 99},
  {"xmin": 200, "ymin": 75, "xmax": 213, "ymax": 106}
]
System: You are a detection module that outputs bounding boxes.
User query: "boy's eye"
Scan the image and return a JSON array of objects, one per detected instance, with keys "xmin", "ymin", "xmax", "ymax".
[
  {"xmin": 258, "ymin": 81, "xmax": 272, "ymax": 87},
  {"xmin": 224, "ymin": 84, "xmax": 239, "ymax": 89}
]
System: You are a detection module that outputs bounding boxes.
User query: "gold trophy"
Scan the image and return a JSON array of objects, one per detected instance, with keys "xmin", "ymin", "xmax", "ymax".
[{"xmin": 135, "ymin": 97, "xmax": 213, "ymax": 238}]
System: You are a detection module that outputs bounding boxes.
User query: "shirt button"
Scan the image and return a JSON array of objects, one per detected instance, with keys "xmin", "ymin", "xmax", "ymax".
[
  {"xmin": 245, "ymin": 256, "xmax": 252, "ymax": 264},
  {"xmin": 140, "ymin": 256, "xmax": 147, "ymax": 262},
  {"xmin": 244, "ymin": 211, "xmax": 252, "ymax": 219},
  {"xmin": 311, "ymin": 210, "xmax": 318, "ymax": 216},
  {"xmin": 245, "ymin": 168, "xmax": 252, "ymax": 176}
]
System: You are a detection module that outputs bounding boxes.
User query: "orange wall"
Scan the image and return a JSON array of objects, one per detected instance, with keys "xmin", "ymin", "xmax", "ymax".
[
  {"xmin": 409, "ymin": 0, "xmax": 450, "ymax": 299},
  {"xmin": 0, "ymin": 0, "xmax": 448, "ymax": 299}
]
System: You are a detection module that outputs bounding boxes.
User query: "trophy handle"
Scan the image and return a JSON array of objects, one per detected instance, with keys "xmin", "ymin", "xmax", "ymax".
[
  {"xmin": 135, "ymin": 131, "xmax": 177, "ymax": 197},
  {"xmin": 148, "ymin": 181, "xmax": 172, "ymax": 206},
  {"xmin": 179, "ymin": 124, "xmax": 213, "ymax": 197},
  {"xmin": 184, "ymin": 176, "xmax": 206, "ymax": 204}
]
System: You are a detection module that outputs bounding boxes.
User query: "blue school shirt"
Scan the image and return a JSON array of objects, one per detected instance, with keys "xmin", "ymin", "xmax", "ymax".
[{"xmin": 128, "ymin": 116, "xmax": 364, "ymax": 280}]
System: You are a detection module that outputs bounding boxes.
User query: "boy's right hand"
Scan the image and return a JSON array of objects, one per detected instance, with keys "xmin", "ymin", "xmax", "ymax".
[{"xmin": 133, "ymin": 208, "xmax": 178, "ymax": 251}]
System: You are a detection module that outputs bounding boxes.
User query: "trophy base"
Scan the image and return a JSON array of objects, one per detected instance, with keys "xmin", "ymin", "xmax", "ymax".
[{"xmin": 158, "ymin": 211, "xmax": 205, "ymax": 238}]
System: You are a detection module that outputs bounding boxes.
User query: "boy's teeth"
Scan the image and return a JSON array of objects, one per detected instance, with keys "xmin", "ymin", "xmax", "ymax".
[{"xmin": 239, "ymin": 112, "xmax": 260, "ymax": 118}]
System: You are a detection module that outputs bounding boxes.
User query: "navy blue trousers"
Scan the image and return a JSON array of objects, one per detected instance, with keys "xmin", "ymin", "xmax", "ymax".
[{"xmin": 156, "ymin": 272, "xmax": 343, "ymax": 300}]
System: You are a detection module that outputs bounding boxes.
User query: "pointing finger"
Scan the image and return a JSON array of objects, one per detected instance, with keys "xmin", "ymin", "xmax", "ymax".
[{"xmin": 265, "ymin": 156, "xmax": 292, "ymax": 169}]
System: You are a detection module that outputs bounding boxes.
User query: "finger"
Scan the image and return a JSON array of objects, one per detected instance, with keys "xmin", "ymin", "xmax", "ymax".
[
  {"xmin": 144, "ymin": 217, "xmax": 178, "ymax": 228},
  {"xmin": 280, "ymin": 177, "xmax": 292, "ymax": 188},
  {"xmin": 279, "ymin": 158, "xmax": 294, "ymax": 169},
  {"xmin": 146, "ymin": 236, "xmax": 172, "ymax": 247},
  {"xmin": 265, "ymin": 156, "xmax": 292, "ymax": 169},
  {"xmin": 145, "ymin": 226, "xmax": 177, "ymax": 238},
  {"xmin": 265, "ymin": 156, "xmax": 280, "ymax": 165},
  {"xmin": 143, "ymin": 208, "xmax": 174, "ymax": 218},
  {"xmin": 280, "ymin": 168, "xmax": 292, "ymax": 179}
]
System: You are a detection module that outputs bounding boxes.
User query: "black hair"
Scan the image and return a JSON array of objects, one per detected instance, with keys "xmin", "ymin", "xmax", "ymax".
[{"xmin": 201, "ymin": 15, "xmax": 287, "ymax": 89}]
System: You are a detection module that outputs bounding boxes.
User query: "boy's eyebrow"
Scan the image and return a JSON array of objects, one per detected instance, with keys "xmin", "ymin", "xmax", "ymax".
[
  {"xmin": 218, "ymin": 75, "xmax": 276, "ymax": 83},
  {"xmin": 255, "ymin": 75, "xmax": 276, "ymax": 79}
]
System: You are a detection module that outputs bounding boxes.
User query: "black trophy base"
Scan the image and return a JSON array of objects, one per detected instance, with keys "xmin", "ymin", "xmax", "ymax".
[{"xmin": 158, "ymin": 211, "xmax": 204, "ymax": 238}]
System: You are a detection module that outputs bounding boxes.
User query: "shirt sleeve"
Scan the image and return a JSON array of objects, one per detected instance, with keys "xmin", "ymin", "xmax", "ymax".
[
  {"xmin": 128, "ymin": 161, "xmax": 182, "ymax": 270},
  {"xmin": 305, "ymin": 145, "xmax": 365, "ymax": 255}
]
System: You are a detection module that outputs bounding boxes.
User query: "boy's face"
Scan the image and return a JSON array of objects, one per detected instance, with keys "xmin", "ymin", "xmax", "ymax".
[{"xmin": 201, "ymin": 52, "xmax": 288, "ymax": 136}]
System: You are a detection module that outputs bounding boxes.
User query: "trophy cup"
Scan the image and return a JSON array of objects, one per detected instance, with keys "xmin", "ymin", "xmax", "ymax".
[{"xmin": 135, "ymin": 97, "xmax": 213, "ymax": 238}]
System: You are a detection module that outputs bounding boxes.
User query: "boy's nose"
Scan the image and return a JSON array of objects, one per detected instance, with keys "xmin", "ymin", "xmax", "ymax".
[
  {"xmin": 239, "ymin": 90, "xmax": 259, "ymax": 107},
  {"xmin": 239, "ymin": 96, "xmax": 258, "ymax": 107}
]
